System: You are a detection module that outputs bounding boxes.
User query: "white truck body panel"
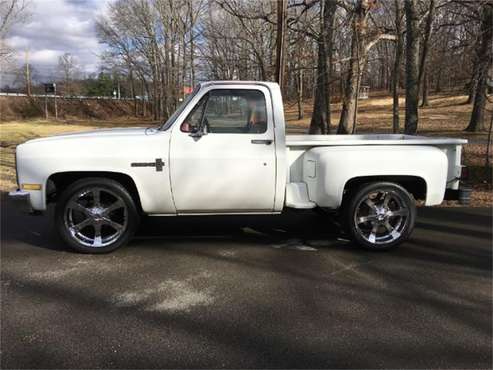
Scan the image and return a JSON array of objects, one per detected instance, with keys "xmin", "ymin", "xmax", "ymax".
[
  {"xmin": 13, "ymin": 81, "xmax": 466, "ymax": 214},
  {"xmin": 15, "ymin": 128, "xmax": 175, "ymax": 213},
  {"xmin": 169, "ymin": 84, "xmax": 277, "ymax": 213},
  {"xmin": 299, "ymin": 145, "xmax": 448, "ymax": 207}
]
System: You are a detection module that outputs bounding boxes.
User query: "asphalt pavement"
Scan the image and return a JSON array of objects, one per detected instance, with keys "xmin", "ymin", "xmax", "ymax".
[{"xmin": 1, "ymin": 194, "xmax": 492, "ymax": 369}]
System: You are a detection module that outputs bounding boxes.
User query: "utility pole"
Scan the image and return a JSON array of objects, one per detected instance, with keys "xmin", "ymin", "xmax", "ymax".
[
  {"xmin": 274, "ymin": 0, "xmax": 287, "ymax": 91},
  {"xmin": 54, "ymin": 83, "xmax": 58, "ymax": 120},
  {"xmin": 25, "ymin": 49, "xmax": 31, "ymax": 96}
]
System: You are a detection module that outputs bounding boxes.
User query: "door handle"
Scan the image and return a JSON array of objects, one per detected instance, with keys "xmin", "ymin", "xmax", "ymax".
[{"xmin": 251, "ymin": 139, "xmax": 273, "ymax": 145}]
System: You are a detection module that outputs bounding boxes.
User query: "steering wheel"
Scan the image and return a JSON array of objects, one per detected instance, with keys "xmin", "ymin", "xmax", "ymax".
[{"xmin": 247, "ymin": 120, "xmax": 267, "ymax": 133}]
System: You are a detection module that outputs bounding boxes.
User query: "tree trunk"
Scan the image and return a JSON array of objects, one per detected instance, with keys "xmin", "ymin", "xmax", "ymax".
[
  {"xmin": 467, "ymin": 59, "xmax": 479, "ymax": 104},
  {"xmin": 152, "ymin": 52, "xmax": 159, "ymax": 120},
  {"xmin": 309, "ymin": 36, "xmax": 329, "ymax": 134},
  {"xmin": 404, "ymin": 0, "xmax": 420, "ymax": 135},
  {"xmin": 188, "ymin": 0, "xmax": 195, "ymax": 87},
  {"xmin": 309, "ymin": 0, "xmax": 335, "ymax": 134},
  {"xmin": 129, "ymin": 68, "xmax": 137, "ymax": 117},
  {"xmin": 337, "ymin": 0, "xmax": 368, "ymax": 134},
  {"xmin": 336, "ymin": 0, "xmax": 390, "ymax": 134},
  {"xmin": 297, "ymin": 66, "xmax": 304, "ymax": 120},
  {"xmin": 435, "ymin": 66, "xmax": 442, "ymax": 92},
  {"xmin": 274, "ymin": 0, "xmax": 287, "ymax": 91},
  {"xmin": 392, "ymin": 0, "xmax": 403, "ymax": 133},
  {"xmin": 420, "ymin": 70, "xmax": 429, "ymax": 107},
  {"xmin": 465, "ymin": 2, "xmax": 492, "ymax": 132},
  {"xmin": 325, "ymin": 0, "xmax": 335, "ymax": 129},
  {"xmin": 466, "ymin": 71, "xmax": 488, "ymax": 132},
  {"xmin": 418, "ymin": 0, "xmax": 435, "ymax": 105}
]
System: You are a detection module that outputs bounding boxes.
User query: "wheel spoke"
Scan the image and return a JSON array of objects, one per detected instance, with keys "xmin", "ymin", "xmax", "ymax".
[
  {"xmin": 357, "ymin": 214, "xmax": 378, "ymax": 224},
  {"xmin": 383, "ymin": 192, "xmax": 392, "ymax": 207},
  {"xmin": 368, "ymin": 223, "xmax": 378, "ymax": 243},
  {"xmin": 103, "ymin": 200, "xmax": 124, "ymax": 216},
  {"xmin": 103, "ymin": 217, "xmax": 123, "ymax": 231},
  {"xmin": 73, "ymin": 218, "xmax": 92, "ymax": 231},
  {"xmin": 388, "ymin": 209, "xmax": 408, "ymax": 217},
  {"xmin": 93, "ymin": 223, "xmax": 103, "ymax": 247},
  {"xmin": 68, "ymin": 201, "xmax": 91, "ymax": 216},
  {"xmin": 364, "ymin": 198, "xmax": 377, "ymax": 211},
  {"xmin": 383, "ymin": 221, "xmax": 394, "ymax": 232},
  {"xmin": 92, "ymin": 189, "xmax": 101, "ymax": 208}
]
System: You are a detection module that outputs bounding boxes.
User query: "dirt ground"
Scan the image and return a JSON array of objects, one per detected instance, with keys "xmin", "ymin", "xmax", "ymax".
[{"xmin": 1, "ymin": 93, "xmax": 491, "ymax": 206}]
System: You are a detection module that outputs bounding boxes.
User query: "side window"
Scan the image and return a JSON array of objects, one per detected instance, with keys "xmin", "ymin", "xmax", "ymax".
[{"xmin": 203, "ymin": 89, "xmax": 267, "ymax": 134}]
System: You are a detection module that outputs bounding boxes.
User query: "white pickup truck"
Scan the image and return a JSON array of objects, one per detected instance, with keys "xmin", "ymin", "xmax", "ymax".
[{"xmin": 10, "ymin": 81, "xmax": 467, "ymax": 253}]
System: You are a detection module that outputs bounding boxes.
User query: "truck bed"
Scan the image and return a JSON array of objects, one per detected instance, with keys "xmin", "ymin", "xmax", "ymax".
[{"xmin": 285, "ymin": 134, "xmax": 467, "ymax": 147}]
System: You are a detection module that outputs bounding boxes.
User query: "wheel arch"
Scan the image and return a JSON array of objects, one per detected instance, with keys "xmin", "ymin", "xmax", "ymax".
[
  {"xmin": 47, "ymin": 171, "xmax": 143, "ymax": 212},
  {"xmin": 342, "ymin": 175, "xmax": 427, "ymax": 203}
]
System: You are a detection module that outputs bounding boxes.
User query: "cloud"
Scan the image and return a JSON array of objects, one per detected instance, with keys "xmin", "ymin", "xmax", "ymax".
[{"xmin": 6, "ymin": 0, "xmax": 110, "ymax": 75}]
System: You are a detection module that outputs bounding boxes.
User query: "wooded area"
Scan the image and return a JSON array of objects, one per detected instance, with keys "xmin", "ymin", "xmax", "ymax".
[{"xmin": 1, "ymin": 0, "xmax": 492, "ymax": 135}]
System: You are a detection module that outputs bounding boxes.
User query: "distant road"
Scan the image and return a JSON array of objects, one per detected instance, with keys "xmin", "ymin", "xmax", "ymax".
[{"xmin": 1, "ymin": 194, "xmax": 491, "ymax": 369}]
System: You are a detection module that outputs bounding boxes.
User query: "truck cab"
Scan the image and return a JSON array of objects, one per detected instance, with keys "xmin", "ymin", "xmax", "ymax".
[{"xmin": 167, "ymin": 82, "xmax": 286, "ymax": 213}]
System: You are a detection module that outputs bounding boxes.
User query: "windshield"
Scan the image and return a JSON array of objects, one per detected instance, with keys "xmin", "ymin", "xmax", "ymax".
[{"xmin": 160, "ymin": 84, "xmax": 201, "ymax": 131}]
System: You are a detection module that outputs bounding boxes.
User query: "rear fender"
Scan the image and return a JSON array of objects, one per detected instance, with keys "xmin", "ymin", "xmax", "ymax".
[{"xmin": 302, "ymin": 145, "xmax": 448, "ymax": 208}]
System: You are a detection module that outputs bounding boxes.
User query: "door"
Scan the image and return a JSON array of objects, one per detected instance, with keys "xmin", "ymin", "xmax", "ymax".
[{"xmin": 169, "ymin": 87, "xmax": 276, "ymax": 213}]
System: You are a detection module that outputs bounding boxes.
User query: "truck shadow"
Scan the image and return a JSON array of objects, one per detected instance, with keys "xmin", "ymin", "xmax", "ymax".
[
  {"xmin": 1, "ymin": 192, "xmax": 345, "ymax": 252},
  {"xmin": 2, "ymin": 192, "xmax": 492, "ymax": 276}
]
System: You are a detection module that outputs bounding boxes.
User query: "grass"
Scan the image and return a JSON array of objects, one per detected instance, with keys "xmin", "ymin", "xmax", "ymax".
[
  {"xmin": 1, "ymin": 93, "xmax": 491, "ymax": 206},
  {"xmin": 0, "ymin": 118, "xmax": 150, "ymax": 190}
]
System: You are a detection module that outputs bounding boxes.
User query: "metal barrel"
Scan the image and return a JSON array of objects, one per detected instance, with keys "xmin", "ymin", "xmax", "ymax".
[{"xmin": 458, "ymin": 187, "xmax": 472, "ymax": 206}]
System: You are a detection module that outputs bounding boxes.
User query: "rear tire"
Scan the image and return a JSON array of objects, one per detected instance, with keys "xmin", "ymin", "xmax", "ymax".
[
  {"xmin": 55, "ymin": 178, "xmax": 140, "ymax": 253},
  {"xmin": 343, "ymin": 182, "xmax": 416, "ymax": 251}
]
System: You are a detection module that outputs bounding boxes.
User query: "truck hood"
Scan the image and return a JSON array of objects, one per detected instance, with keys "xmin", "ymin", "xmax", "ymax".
[{"xmin": 24, "ymin": 127, "xmax": 158, "ymax": 144}]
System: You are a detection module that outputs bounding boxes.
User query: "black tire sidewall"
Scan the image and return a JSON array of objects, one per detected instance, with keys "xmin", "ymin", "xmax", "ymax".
[
  {"xmin": 55, "ymin": 178, "xmax": 140, "ymax": 253},
  {"xmin": 344, "ymin": 182, "xmax": 416, "ymax": 251}
]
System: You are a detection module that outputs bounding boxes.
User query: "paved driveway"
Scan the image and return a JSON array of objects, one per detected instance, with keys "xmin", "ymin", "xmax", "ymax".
[{"xmin": 1, "ymin": 196, "xmax": 491, "ymax": 368}]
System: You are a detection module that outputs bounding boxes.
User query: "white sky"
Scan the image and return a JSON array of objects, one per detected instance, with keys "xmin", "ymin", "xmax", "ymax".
[{"xmin": 6, "ymin": 0, "xmax": 113, "ymax": 76}]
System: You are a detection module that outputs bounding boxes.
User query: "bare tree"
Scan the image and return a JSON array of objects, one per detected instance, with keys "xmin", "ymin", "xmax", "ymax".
[
  {"xmin": 0, "ymin": 0, "xmax": 30, "ymax": 62},
  {"xmin": 92, "ymin": 0, "xmax": 487, "ymax": 134},
  {"xmin": 418, "ymin": 0, "xmax": 436, "ymax": 107},
  {"xmin": 337, "ymin": 0, "xmax": 396, "ymax": 134},
  {"xmin": 309, "ymin": 0, "xmax": 335, "ymax": 134},
  {"xmin": 465, "ymin": 1, "xmax": 493, "ymax": 132},
  {"xmin": 391, "ymin": 0, "xmax": 403, "ymax": 133},
  {"xmin": 58, "ymin": 53, "xmax": 79, "ymax": 96},
  {"xmin": 404, "ymin": 0, "xmax": 420, "ymax": 135},
  {"xmin": 274, "ymin": 0, "xmax": 287, "ymax": 89}
]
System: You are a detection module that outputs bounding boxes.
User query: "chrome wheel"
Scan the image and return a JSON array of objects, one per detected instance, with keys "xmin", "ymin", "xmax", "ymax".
[
  {"xmin": 64, "ymin": 187, "xmax": 128, "ymax": 248},
  {"xmin": 353, "ymin": 190, "xmax": 410, "ymax": 245}
]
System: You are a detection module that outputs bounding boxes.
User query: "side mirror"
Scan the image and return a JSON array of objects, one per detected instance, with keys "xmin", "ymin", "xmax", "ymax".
[
  {"xmin": 181, "ymin": 121, "xmax": 206, "ymax": 138},
  {"xmin": 189, "ymin": 127, "xmax": 204, "ymax": 138},
  {"xmin": 181, "ymin": 121, "xmax": 192, "ymax": 132}
]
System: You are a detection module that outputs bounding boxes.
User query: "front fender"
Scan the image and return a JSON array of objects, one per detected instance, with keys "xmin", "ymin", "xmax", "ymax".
[
  {"xmin": 302, "ymin": 145, "xmax": 448, "ymax": 208},
  {"xmin": 15, "ymin": 133, "xmax": 175, "ymax": 213}
]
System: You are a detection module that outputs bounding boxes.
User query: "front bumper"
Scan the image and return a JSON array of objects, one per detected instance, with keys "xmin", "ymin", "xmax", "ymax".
[{"xmin": 8, "ymin": 189, "xmax": 34, "ymax": 213}]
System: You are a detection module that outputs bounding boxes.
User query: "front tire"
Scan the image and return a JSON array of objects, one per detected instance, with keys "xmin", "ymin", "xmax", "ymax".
[
  {"xmin": 343, "ymin": 182, "xmax": 416, "ymax": 251},
  {"xmin": 55, "ymin": 178, "xmax": 140, "ymax": 253}
]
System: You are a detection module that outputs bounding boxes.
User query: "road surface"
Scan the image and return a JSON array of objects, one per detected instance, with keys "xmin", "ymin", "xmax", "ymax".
[{"xmin": 1, "ymin": 195, "xmax": 491, "ymax": 368}]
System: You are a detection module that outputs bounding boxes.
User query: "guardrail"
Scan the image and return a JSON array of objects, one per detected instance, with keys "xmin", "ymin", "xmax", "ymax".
[{"xmin": 0, "ymin": 92, "xmax": 143, "ymax": 100}]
